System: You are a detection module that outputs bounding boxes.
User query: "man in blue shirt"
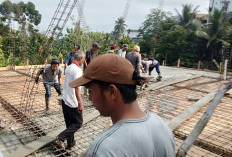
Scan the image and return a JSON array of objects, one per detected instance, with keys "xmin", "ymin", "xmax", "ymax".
[{"xmin": 64, "ymin": 44, "xmax": 80, "ymax": 68}]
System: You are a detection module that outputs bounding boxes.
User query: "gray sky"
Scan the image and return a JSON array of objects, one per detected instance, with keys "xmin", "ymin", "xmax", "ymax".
[{"xmin": 4, "ymin": 0, "xmax": 209, "ymax": 33}]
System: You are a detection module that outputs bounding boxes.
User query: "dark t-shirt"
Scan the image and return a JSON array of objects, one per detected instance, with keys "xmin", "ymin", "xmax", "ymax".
[
  {"xmin": 126, "ymin": 52, "xmax": 141, "ymax": 76},
  {"xmin": 64, "ymin": 52, "xmax": 74, "ymax": 66},
  {"xmin": 84, "ymin": 49, "xmax": 98, "ymax": 70}
]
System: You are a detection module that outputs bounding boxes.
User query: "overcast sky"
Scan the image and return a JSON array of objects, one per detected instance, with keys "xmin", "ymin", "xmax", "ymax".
[{"xmin": 4, "ymin": 0, "xmax": 209, "ymax": 33}]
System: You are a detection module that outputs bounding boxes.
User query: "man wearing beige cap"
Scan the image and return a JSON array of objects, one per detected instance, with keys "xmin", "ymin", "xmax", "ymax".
[{"xmin": 69, "ymin": 54, "xmax": 175, "ymax": 157}]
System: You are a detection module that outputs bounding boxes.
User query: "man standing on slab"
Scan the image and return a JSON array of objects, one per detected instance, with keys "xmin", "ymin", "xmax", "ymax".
[
  {"xmin": 56, "ymin": 51, "xmax": 85, "ymax": 150},
  {"xmin": 35, "ymin": 58, "xmax": 62, "ymax": 114}
]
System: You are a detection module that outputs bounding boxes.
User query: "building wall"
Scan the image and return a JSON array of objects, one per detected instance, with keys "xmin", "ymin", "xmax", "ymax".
[{"xmin": 127, "ymin": 29, "xmax": 143, "ymax": 43}]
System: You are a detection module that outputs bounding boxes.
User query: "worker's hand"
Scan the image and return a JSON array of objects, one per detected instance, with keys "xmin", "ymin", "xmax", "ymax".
[
  {"xmin": 39, "ymin": 68, "xmax": 44, "ymax": 74},
  {"xmin": 78, "ymin": 102, "xmax": 84, "ymax": 112}
]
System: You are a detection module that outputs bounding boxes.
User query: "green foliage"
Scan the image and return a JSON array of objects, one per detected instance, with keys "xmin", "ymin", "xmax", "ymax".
[
  {"xmin": 118, "ymin": 35, "xmax": 137, "ymax": 53},
  {"xmin": 112, "ymin": 17, "xmax": 127, "ymax": 43},
  {"xmin": 0, "ymin": 0, "xmax": 41, "ymax": 33},
  {"xmin": 175, "ymin": 4, "xmax": 199, "ymax": 27},
  {"xmin": 0, "ymin": 1, "xmax": 231, "ymax": 71},
  {"xmin": 139, "ymin": 4, "xmax": 232, "ymax": 69},
  {"xmin": 139, "ymin": 8, "xmax": 172, "ymax": 56},
  {"xmin": 0, "ymin": 36, "xmax": 6, "ymax": 67}
]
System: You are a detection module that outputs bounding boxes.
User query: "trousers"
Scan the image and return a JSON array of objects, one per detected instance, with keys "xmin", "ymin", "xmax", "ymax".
[
  {"xmin": 43, "ymin": 83, "xmax": 62, "ymax": 99},
  {"xmin": 149, "ymin": 63, "xmax": 160, "ymax": 75},
  {"xmin": 58, "ymin": 100, "xmax": 83, "ymax": 146}
]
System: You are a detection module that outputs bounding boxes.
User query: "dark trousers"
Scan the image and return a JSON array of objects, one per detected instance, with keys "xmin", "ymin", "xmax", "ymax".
[
  {"xmin": 58, "ymin": 100, "xmax": 83, "ymax": 146},
  {"xmin": 149, "ymin": 63, "xmax": 160, "ymax": 75},
  {"xmin": 43, "ymin": 83, "xmax": 62, "ymax": 99}
]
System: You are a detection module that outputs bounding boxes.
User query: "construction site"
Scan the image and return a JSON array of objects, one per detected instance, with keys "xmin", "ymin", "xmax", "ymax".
[
  {"xmin": 0, "ymin": 65, "xmax": 232, "ymax": 157},
  {"xmin": 0, "ymin": 0, "xmax": 232, "ymax": 156}
]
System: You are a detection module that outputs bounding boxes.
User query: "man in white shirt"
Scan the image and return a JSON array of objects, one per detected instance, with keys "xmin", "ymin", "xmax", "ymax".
[
  {"xmin": 56, "ymin": 51, "xmax": 85, "ymax": 150},
  {"xmin": 117, "ymin": 44, "xmax": 128, "ymax": 58}
]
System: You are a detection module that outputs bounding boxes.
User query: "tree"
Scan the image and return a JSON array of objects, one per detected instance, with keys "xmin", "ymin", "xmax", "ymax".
[
  {"xmin": 155, "ymin": 25, "xmax": 189, "ymax": 66},
  {"xmin": 175, "ymin": 4, "xmax": 199, "ymax": 27},
  {"xmin": 112, "ymin": 17, "xmax": 127, "ymax": 43},
  {"xmin": 0, "ymin": 36, "xmax": 5, "ymax": 66},
  {"xmin": 139, "ymin": 8, "xmax": 171, "ymax": 56},
  {"xmin": 0, "ymin": 0, "xmax": 41, "ymax": 33},
  {"xmin": 196, "ymin": 9, "xmax": 231, "ymax": 69},
  {"xmin": 0, "ymin": 0, "xmax": 13, "ymax": 26}
]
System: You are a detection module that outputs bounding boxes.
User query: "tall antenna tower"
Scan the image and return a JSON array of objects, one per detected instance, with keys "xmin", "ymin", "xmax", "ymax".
[
  {"xmin": 123, "ymin": 0, "xmax": 132, "ymax": 20},
  {"xmin": 76, "ymin": 0, "xmax": 89, "ymax": 32},
  {"xmin": 159, "ymin": 0, "xmax": 164, "ymax": 9},
  {"xmin": 221, "ymin": 0, "xmax": 230, "ymax": 12}
]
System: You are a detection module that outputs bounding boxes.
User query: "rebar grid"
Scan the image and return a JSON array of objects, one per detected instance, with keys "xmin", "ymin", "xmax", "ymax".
[
  {"xmin": 174, "ymin": 76, "xmax": 229, "ymax": 94},
  {"xmin": 174, "ymin": 76, "xmax": 218, "ymax": 88},
  {"xmin": 30, "ymin": 79, "xmax": 214, "ymax": 157},
  {"xmin": 174, "ymin": 96, "xmax": 232, "ymax": 156},
  {"xmin": 1, "ymin": 72, "xmax": 232, "ymax": 157},
  {"xmin": 0, "ymin": 69, "xmax": 64, "ymax": 119},
  {"xmin": 0, "ymin": 132, "xmax": 23, "ymax": 153},
  {"xmin": 175, "ymin": 137, "xmax": 221, "ymax": 157},
  {"xmin": 28, "ymin": 116, "xmax": 111, "ymax": 157},
  {"xmin": 0, "ymin": 96, "xmax": 46, "ymax": 137},
  {"xmin": 138, "ymin": 86, "xmax": 206, "ymax": 121}
]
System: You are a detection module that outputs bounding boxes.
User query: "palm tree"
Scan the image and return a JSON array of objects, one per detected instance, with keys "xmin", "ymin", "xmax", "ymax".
[
  {"xmin": 175, "ymin": 4, "xmax": 199, "ymax": 27},
  {"xmin": 112, "ymin": 17, "xmax": 127, "ymax": 43},
  {"xmin": 196, "ymin": 9, "xmax": 231, "ymax": 68}
]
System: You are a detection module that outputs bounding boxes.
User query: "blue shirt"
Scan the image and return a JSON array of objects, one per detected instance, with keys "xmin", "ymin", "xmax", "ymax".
[
  {"xmin": 64, "ymin": 52, "xmax": 75, "ymax": 66},
  {"xmin": 87, "ymin": 112, "xmax": 175, "ymax": 157}
]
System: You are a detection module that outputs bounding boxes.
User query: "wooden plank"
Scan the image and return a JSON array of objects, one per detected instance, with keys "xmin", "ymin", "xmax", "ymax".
[
  {"xmin": 167, "ymin": 92, "xmax": 216, "ymax": 130},
  {"xmin": 176, "ymin": 81, "xmax": 232, "ymax": 157}
]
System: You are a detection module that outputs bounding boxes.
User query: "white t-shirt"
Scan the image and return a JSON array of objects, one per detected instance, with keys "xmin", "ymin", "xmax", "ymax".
[
  {"xmin": 62, "ymin": 63, "xmax": 82, "ymax": 108},
  {"xmin": 117, "ymin": 49, "xmax": 126, "ymax": 58}
]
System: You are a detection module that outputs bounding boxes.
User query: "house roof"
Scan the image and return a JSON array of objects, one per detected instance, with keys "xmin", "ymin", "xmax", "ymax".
[{"xmin": 196, "ymin": 14, "xmax": 208, "ymax": 20}]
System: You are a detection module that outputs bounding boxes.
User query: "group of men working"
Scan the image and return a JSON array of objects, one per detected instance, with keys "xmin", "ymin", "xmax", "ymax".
[{"xmin": 35, "ymin": 43, "xmax": 174, "ymax": 156}]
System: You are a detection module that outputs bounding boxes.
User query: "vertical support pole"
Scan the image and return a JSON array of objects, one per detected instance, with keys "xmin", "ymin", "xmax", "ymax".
[
  {"xmin": 219, "ymin": 62, "xmax": 223, "ymax": 73},
  {"xmin": 177, "ymin": 59, "xmax": 180, "ymax": 68},
  {"xmin": 197, "ymin": 60, "xmax": 201, "ymax": 70},
  {"xmin": 223, "ymin": 59, "xmax": 228, "ymax": 80},
  {"xmin": 27, "ymin": 59, "xmax": 29, "ymax": 66},
  {"xmin": 162, "ymin": 60, "xmax": 165, "ymax": 66}
]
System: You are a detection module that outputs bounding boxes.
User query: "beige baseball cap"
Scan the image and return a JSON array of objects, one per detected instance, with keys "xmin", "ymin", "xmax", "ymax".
[{"xmin": 69, "ymin": 54, "xmax": 136, "ymax": 88}]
